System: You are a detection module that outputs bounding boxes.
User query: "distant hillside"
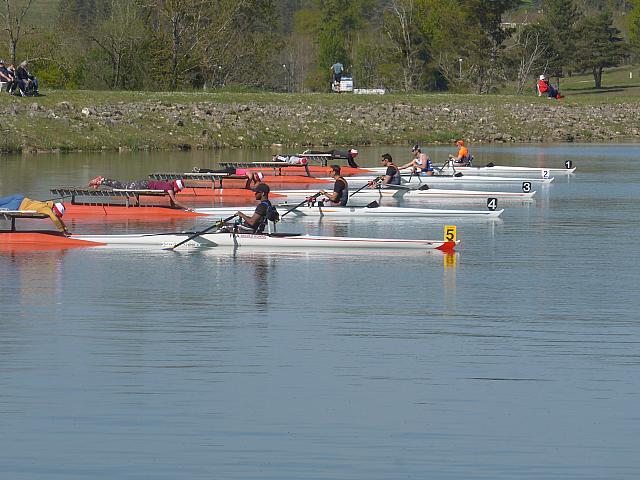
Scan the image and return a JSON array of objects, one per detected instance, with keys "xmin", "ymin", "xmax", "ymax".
[{"xmin": 26, "ymin": 0, "xmax": 60, "ymax": 27}]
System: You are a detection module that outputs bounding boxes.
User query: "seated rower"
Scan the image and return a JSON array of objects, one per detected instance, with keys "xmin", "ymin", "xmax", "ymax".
[
  {"xmin": 224, "ymin": 183, "xmax": 276, "ymax": 233},
  {"xmin": 399, "ymin": 145, "xmax": 433, "ymax": 176},
  {"xmin": 0, "ymin": 194, "xmax": 69, "ymax": 234},
  {"xmin": 372, "ymin": 153, "xmax": 401, "ymax": 186},
  {"xmin": 448, "ymin": 140, "xmax": 471, "ymax": 166},
  {"xmin": 319, "ymin": 165, "xmax": 349, "ymax": 206},
  {"xmin": 88, "ymin": 176, "xmax": 191, "ymax": 210}
]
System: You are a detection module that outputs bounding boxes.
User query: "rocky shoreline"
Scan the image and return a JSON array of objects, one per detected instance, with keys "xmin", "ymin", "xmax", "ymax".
[{"xmin": 2, "ymin": 95, "xmax": 640, "ymax": 154}]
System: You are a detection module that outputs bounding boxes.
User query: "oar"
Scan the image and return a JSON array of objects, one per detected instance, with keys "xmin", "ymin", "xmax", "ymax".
[
  {"xmin": 164, "ymin": 213, "xmax": 237, "ymax": 251},
  {"xmin": 280, "ymin": 192, "xmax": 322, "ymax": 219},
  {"xmin": 349, "ymin": 176, "xmax": 382, "ymax": 198}
]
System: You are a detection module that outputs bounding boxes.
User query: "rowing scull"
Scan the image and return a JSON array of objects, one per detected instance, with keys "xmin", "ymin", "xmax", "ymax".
[
  {"xmin": 194, "ymin": 205, "xmax": 503, "ymax": 219},
  {"xmin": 70, "ymin": 232, "xmax": 459, "ymax": 251}
]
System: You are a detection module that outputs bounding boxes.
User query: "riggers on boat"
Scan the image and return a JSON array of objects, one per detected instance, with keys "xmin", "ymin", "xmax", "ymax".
[
  {"xmin": 49, "ymin": 186, "xmax": 209, "ymax": 218},
  {"xmin": 321, "ymin": 175, "xmax": 554, "ymax": 187},
  {"xmin": 149, "ymin": 172, "xmax": 329, "ymax": 189},
  {"xmin": 70, "ymin": 232, "xmax": 460, "ymax": 251},
  {"xmin": 215, "ymin": 162, "xmax": 374, "ymax": 177},
  {"xmin": 401, "ymin": 187, "xmax": 536, "ymax": 199},
  {"xmin": 366, "ymin": 161, "xmax": 575, "ymax": 178},
  {"xmin": 194, "ymin": 204, "xmax": 503, "ymax": 219}
]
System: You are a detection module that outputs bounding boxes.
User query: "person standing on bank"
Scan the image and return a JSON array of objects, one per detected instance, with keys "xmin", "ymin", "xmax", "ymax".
[
  {"xmin": 330, "ymin": 61, "xmax": 344, "ymax": 84},
  {"xmin": 320, "ymin": 165, "xmax": 349, "ymax": 206}
]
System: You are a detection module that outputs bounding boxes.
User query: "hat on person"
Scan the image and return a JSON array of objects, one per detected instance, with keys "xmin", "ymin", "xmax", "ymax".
[
  {"xmin": 412, "ymin": 144, "xmax": 420, "ymax": 152},
  {"xmin": 0, "ymin": 59, "xmax": 5, "ymax": 64},
  {"xmin": 173, "ymin": 179, "xmax": 185, "ymax": 191},
  {"xmin": 349, "ymin": 148, "xmax": 358, "ymax": 156},
  {"xmin": 455, "ymin": 140, "xmax": 464, "ymax": 146},
  {"xmin": 255, "ymin": 183, "xmax": 270, "ymax": 194},
  {"xmin": 52, "ymin": 202, "xmax": 65, "ymax": 218},
  {"xmin": 539, "ymin": 74, "xmax": 545, "ymax": 80},
  {"xmin": 381, "ymin": 153, "xmax": 393, "ymax": 162}
]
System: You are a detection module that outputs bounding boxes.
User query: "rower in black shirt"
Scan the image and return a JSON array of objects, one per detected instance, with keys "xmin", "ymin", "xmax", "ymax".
[
  {"xmin": 379, "ymin": 153, "xmax": 401, "ymax": 186},
  {"xmin": 232, "ymin": 183, "xmax": 275, "ymax": 233},
  {"xmin": 320, "ymin": 165, "xmax": 349, "ymax": 206}
]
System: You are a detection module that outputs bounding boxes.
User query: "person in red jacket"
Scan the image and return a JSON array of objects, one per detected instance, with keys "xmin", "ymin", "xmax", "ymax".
[{"xmin": 537, "ymin": 75, "xmax": 561, "ymax": 99}]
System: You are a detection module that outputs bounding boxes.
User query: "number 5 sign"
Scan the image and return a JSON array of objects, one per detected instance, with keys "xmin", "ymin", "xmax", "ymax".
[{"xmin": 444, "ymin": 225, "xmax": 457, "ymax": 242}]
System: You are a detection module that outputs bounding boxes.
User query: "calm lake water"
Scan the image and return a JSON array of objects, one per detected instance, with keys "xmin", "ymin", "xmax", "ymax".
[{"xmin": 1, "ymin": 144, "xmax": 639, "ymax": 479}]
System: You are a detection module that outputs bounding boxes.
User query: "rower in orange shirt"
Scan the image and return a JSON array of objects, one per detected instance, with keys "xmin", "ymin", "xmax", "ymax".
[{"xmin": 448, "ymin": 140, "xmax": 471, "ymax": 166}]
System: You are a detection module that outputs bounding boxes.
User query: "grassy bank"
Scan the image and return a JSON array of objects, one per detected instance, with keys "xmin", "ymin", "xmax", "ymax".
[{"xmin": 2, "ymin": 67, "xmax": 640, "ymax": 154}]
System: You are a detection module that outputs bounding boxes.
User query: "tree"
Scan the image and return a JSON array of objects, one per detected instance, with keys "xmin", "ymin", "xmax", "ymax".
[
  {"xmin": 1, "ymin": 0, "xmax": 34, "ymax": 64},
  {"xmin": 460, "ymin": 0, "xmax": 524, "ymax": 93},
  {"xmin": 383, "ymin": 0, "xmax": 427, "ymax": 91},
  {"xmin": 314, "ymin": 0, "xmax": 373, "ymax": 89},
  {"xmin": 574, "ymin": 11, "xmax": 627, "ymax": 88},
  {"xmin": 629, "ymin": 0, "xmax": 640, "ymax": 57},
  {"xmin": 88, "ymin": 0, "xmax": 150, "ymax": 89},
  {"xmin": 510, "ymin": 24, "xmax": 550, "ymax": 94},
  {"xmin": 540, "ymin": 0, "xmax": 580, "ymax": 81},
  {"xmin": 150, "ymin": 0, "xmax": 209, "ymax": 90}
]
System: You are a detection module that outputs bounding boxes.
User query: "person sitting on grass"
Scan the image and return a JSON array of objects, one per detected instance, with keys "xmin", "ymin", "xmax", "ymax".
[
  {"xmin": 537, "ymin": 75, "xmax": 561, "ymax": 99},
  {"xmin": 0, "ymin": 59, "xmax": 17, "ymax": 93},
  {"xmin": 15, "ymin": 61, "xmax": 39, "ymax": 97}
]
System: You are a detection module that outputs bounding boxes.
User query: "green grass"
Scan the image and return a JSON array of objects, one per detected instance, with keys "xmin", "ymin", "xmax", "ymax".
[{"xmin": 553, "ymin": 64, "xmax": 640, "ymax": 98}]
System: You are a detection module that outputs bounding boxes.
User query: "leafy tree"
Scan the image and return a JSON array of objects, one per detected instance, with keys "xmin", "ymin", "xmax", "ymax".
[
  {"xmin": 540, "ymin": 0, "xmax": 580, "ymax": 82},
  {"xmin": 573, "ymin": 11, "xmax": 627, "ymax": 87},
  {"xmin": 508, "ymin": 24, "xmax": 551, "ymax": 94},
  {"xmin": 459, "ymin": 0, "xmax": 524, "ymax": 93},
  {"xmin": 88, "ymin": 0, "xmax": 151, "ymax": 89},
  {"xmin": 314, "ymin": 0, "xmax": 374, "ymax": 89},
  {"xmin": 1, "ymin": 0, "xmax": 35, "ymax": 64},
  {"xmin": 629, "ymin": 0, "xmax": 640, "ymax": 57},
  {"xmin": 382, "ymin": 0, "xmax": 428, "ymax": 91}
]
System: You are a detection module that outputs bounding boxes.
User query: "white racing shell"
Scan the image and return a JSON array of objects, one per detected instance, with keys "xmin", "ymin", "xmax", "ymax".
[
  {"xmin": 72, "ymin": 232, "xmax": 459, "ymax": 251},
  {"xmin": 193, "ymin": 205, "xmax": 503, "ymax": 219}
]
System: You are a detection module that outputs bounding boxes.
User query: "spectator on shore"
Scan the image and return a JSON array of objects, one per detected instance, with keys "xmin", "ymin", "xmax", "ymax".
[
  {"xmin": 330, "ymin": 62, "xmax": 344, "ymax": 85},
  {"xmin": 16, "ymin": 61, "xmax": 39, "ymax": 97},
  {"xmin": 537, "ymin": 75, "xmax": 561, "ymax": 99},
  {"xmin": 0, "ymin": 59, "xmax": 17, "ymax": 93}
]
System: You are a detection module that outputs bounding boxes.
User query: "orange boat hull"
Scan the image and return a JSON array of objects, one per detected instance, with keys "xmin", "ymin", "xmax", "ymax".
[
  {"xmin": 0, "ymin": 231, "xmax": 104, "ymax": 251},
  {"xmin": 177, "ymin": 187, "xmax": 292, "ymax": 198}
]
